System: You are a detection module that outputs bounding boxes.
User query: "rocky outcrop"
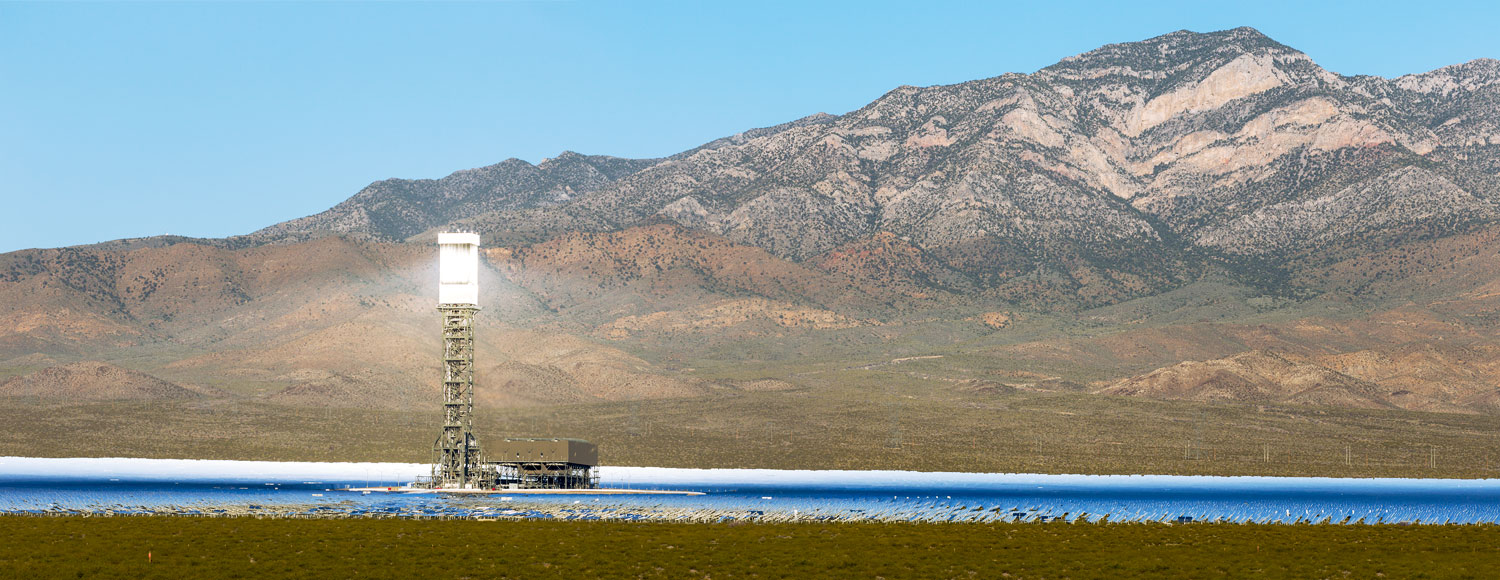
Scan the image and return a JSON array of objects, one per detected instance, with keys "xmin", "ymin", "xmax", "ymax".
[
  {"xmin": 1101, "ymin": 350, "xmax": 1394, "ymax": 409},
  {"xmin": 1100, "ymin": 346, "xmax": 1500, "ymax": 414}
]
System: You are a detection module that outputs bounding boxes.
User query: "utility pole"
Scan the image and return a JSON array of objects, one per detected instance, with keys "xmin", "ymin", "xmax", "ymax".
[{"xmin": 884, "ymin": 381, "xmax": 902, "ymax": 450}]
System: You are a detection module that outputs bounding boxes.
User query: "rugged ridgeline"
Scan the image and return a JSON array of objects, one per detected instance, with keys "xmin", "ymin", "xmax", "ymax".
[
  {"xmin": 256, "ymin": 27, "xmax": 1500, "ymax": 306},
  {"xmin": 5, "ymin": 28, "xmax": 1500, "ymax": 415},
  {"xmin": 251, "ymin": 152, "xmax": 660, "ymax": 243}
]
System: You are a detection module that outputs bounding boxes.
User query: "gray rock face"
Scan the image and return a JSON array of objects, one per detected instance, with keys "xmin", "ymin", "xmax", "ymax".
[
  {"xmin": 1196, "ymin": 165, "xmax": 1497, "ymax": 255},
  {"xmin": 260, "ymin": 27, "xmax": 1500, "ymax": 306},
  {"xmin": 1390, "ymin": 58, "xmax": 1500, "ymax": 147}
]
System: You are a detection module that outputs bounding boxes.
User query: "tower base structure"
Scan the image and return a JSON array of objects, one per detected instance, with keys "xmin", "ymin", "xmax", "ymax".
[
  {"xmin": 422, "ymin": 304, "xmax": 492, "ymax": 489},
  {"xmin": 413, "ymin": 306, "xmax": 600, "ymax": 490}
]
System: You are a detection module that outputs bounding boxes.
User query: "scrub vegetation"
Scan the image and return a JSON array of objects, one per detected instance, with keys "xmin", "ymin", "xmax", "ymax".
[
  {"xmin": 4, "ymin": 372, "xmax": 1499, "ymax": 480},
  {"xmin": 1, "ymin": 516, "xmax": 1495, "ymax": 579}
]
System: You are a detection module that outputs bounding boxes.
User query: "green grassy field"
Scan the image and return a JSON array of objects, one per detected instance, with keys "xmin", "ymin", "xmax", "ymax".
[
  {"xmin": 0, "ymin": 516, "xmax": 1495, "ymax": 579},
  {"xmin": 4, "ymin": 370, "xmax": 1499, "ymax": 479}
]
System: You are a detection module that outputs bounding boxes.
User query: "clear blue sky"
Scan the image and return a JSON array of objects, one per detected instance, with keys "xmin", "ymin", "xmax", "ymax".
[{"xmin": 2, "ymin": 0, "xmax": 1496, "ymax": 253}]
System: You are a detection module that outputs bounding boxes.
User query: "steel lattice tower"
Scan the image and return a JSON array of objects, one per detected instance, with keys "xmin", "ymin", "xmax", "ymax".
[
  {"xmin": 430, "ymin": 233, "xmax": 489, "ymax": 488},
  {"xmin": 435, "ymin": 304, "xmax": 483, "ymax": 486}
]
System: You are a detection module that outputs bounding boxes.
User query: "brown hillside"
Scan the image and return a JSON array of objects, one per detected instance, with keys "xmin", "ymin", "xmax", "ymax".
[
  {"xmin": 0, "ymin": 232, "xmax": 751, "ymax": 410},
  {"xmin": 815, "ymin": 232, "xmax": 976, "ymax": 299},
  {"xmin": 267, "ymin": 370, "xmax": 427, "ymax": 410},
  {"xmin": 493, "ymin": 224, "xmax": 913, "ymax": 322},
  {"xmin": 485, "ymin": 330, "xmax": 714, "ymax": 404},
  {"xmin": 164, "ymin": 309, "xmax": 713, "ymax": 409},
  {"xmin": 1316, "ymin": 344, "xmax": 1500, "ymax": 414},
  {"xmin": 0, "ymin": 361, "xmax": 204, "ymax": 400}
]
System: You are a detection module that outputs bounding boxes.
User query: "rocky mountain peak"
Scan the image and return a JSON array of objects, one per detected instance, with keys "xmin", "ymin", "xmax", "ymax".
[
  {"xmin": 542, "ymin": 150, "xmax": 586, "ymax": 163},
  {"xmin": 1043, "ymin": 27, "xmax": 1298, "ymax": 81}
]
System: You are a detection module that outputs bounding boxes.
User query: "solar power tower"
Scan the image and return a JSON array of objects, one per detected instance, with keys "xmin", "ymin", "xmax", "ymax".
[{"xmin": 432, "ymin": 232, "xmax": 487, "ymax": 488}]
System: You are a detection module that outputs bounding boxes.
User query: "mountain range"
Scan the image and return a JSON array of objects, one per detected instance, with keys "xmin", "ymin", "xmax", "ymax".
[{"xmin": 4, "ymin": 27, "xmax": 1500, "ymax": 416}]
